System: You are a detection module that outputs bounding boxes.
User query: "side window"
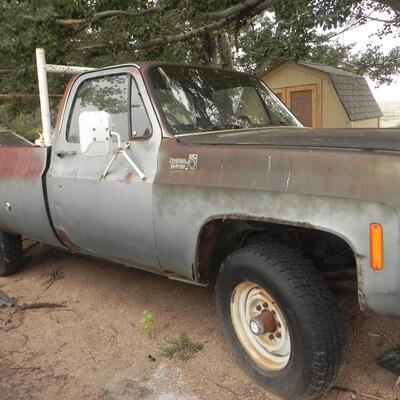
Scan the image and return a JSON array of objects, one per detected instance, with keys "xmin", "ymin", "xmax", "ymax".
[
  {"xmin": 131, "ymin": 80, "xmax": 152, "ymax": 138},
  {"xmin": 67, "ymin": 74, "xmax": 130, "ymax": 143}
]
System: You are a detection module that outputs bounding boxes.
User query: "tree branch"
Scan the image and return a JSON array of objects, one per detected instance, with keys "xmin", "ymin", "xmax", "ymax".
[
  {"xmin": 19, "ymin": 302, "xmax": 67, "ymax": 310},
  {"xmin": 0, "ymin": 94, "xmax": 63, "ymax": 101},
  {"xmin": 199, "ymin": 0, "xmax": 265, "ymax": 20},
  {"xmin": 22, "ymin": 7, "xmax": 161, "ymax": 26},
  {"xmin": 364, "ymin": 15, "xmax": 400, "ymax": 24},
  {"xmin": 60, "ymin": 0, "xmax": 268, "ymax": 27},
  {"xmin": 77, "ymin": 0, "xmax": 275, "ymax": 53},
  {"xmin": 325, "ymin": 19, "xmax": 363, "ymax": 40},
  {"xmin": 325, "ymin": 8, "xmax": 377, "ymax": 41},
  {"xmin": 60, "ymin": 8, "xmax": 161, "ymax": 26}
]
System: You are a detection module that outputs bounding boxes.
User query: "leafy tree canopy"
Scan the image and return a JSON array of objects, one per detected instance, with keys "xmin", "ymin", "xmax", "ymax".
[{"xmin": 0, "ymin": 0, "xmax": 399, "ymax": 138}]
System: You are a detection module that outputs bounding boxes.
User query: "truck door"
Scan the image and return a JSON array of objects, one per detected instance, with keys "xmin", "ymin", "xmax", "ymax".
[{"xmin": 47, "ymin": 66, "xmax": 161, "ymax": 271}]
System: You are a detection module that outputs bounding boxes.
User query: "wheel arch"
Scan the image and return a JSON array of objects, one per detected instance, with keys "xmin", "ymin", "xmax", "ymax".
[{"xmin": 194, "ymin": 214, "xmax": 359, "ymax": 285}]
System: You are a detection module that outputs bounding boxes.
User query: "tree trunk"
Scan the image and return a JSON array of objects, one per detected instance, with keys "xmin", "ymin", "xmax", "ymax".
[
  {"xmin": 218, "ymin": 32, "xmax": 233, "ymax": 69},
  {"xmin": 202, "ymin": 31, "xmax": 233, "ymax": 69},
  {"xmin": 202, "ymin": 33, "xmax": 219, "ymax": 65}
]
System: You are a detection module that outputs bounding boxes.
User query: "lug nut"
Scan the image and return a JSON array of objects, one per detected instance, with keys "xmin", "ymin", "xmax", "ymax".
[
  {"xmin": 263, "ymin": 302, "xmax": 268, "ymax": 308},
  {"xmin": 269, "ymin": 334, "xmax": 275, "ymax": 340},
  {"xmin": 256, "ymin": 305, "xmax": 262, "ymax": 311},
  {"xmin": 276, "ymin": 332, "xmax": 282, "ymax": 338}
]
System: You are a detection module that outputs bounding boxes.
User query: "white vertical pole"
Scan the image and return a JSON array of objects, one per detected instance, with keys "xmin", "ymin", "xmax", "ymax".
[{"xmin": 36, "ymin": 48, "xmax": 52, "ymax": 147}]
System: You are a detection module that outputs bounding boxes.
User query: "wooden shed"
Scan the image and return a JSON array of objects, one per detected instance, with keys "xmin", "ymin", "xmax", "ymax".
[{"xmin": 260, "ymin": 61, "xmax": 382, "ymax": 128}]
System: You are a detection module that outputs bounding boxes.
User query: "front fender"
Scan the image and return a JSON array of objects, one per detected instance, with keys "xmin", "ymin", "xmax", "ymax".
[
  {"xmin": 154, "ymin": 139, "xmax": 400, "ymax": 317},
  {"xmin": 154, "ymin": 184, "xmax": 400, "ymax": 316}
]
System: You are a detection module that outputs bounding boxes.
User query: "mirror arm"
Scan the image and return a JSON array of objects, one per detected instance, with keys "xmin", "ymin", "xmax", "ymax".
[
  {"xmin": 100, "ymin": 151, "xmax": 118, "ymax": 180},
  {"xmin": 112, "ymin": 130, "xmax": 122, "ymax": 148},
  {"xmin": 100, "ymin": 132, "xmax": 146, "ymax": 182},
  {"xmin": 121, "ymin": 146, "xmax": 146, "ymax": 181}
]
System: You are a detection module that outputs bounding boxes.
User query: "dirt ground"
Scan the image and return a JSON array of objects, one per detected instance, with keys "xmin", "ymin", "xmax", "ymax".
[{"xmin": 0, "ymin": 242, "xmax": 399, "ymax": 400}]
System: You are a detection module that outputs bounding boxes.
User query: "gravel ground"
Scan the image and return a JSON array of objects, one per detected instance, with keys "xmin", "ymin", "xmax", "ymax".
[{"xmin": 0, "ymin": 242, "xmax": 399, "ymax": 400}]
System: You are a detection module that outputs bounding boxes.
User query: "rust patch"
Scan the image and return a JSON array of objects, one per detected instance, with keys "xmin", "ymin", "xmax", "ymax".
[
  {"xmin": 216, "ymin": 214, "xmax": 315, "ymax": 230},
  {"xmin": 55, "ymin": 228, "xmax": 81, "ymax": 253},
  {"xmin": 197, "ymin": 220, "xmax": 221, "ymax": 282},
  {"xmin": 254, "ymin": 310, "xmax": 278, "ymax": 333},
  {"xmin": 54, "ymin": 76, "xmax": 78, "ymax": 133},
  {"xmin": 161, "ymin": 267, "xmax": 190, "ymax": 280},
  {"xmin": 0, "ymin": 147, "xmax": 48, "ymax": 178},
  {"xmin": 155, "ymin": 137, "xmax": 400, "ymax": 204},
  {"xmin": 124, "ymin": 171, "xmax": 133, "ymax": 183}
]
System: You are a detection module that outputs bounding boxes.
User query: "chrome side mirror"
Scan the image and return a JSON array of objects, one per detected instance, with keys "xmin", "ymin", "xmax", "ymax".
[{"xmin": 78, "ymin": 111, "xmax": 111, "ymax": 156}]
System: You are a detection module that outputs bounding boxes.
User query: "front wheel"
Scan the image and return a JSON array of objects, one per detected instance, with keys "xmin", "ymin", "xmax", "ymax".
[{"xmin": 215, "ymin": 244, "xmax": 346, "ymax": 400}]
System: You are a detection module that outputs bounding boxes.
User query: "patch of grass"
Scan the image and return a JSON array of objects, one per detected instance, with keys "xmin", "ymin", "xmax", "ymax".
[
  {"xmin": 139, "ymin": 311, "xmax": 154, "ymax": 338},
  {"xmin": 159, "ymin": 334, "xmax": 203, "ymax": 361},
  {"xmin": 98, "ymin": 387, "xmax": 112, "ymax": 399}
]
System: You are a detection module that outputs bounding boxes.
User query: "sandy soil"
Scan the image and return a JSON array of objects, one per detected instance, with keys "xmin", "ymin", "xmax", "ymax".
[{"xmin": 0, "ymin": 242, "xmax": 399, "ymax": 400}]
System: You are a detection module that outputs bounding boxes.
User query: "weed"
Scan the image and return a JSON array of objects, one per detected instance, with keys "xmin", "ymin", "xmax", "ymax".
[
  {"xmin": 98, "ymin": 387, "xmax": 112, "ymax": 399},
  {"xmin": 139, "ymin": 311, "xmax": 154, "ymax": 338},
  {"xmin": 159, "ymin": 334, "xmax": 203, "ymax": 361}
]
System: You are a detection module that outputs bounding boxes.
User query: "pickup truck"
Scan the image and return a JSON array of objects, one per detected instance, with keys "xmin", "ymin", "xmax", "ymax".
[{"xmin": 0, "ymin": 50, "xmax": 399, "ymax": 400}]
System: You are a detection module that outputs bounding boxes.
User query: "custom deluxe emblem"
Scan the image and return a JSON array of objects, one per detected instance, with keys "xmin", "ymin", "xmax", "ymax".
[{"xmin": 169, "ymin": 154, "xmax": 198, "ymax": 171}]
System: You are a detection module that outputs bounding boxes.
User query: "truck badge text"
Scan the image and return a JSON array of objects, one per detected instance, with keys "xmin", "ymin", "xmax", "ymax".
[{"xmin": 169, "ymin": 154, "xmax": 198, "ymax": 171}]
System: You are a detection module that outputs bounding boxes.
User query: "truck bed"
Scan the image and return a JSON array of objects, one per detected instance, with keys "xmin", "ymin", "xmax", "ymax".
[
  {"xmin": 0, "ymin": 130, "xmax": 33, "ymax": 147},
  {"xmin": 0, "ymin": 146, "xmax": 61, "ymax": 245}
]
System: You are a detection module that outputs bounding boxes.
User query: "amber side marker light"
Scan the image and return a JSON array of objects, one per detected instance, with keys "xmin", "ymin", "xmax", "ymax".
[{"xmin": 370, "ymin": 223, "xmax": 384, "ymax": 271}]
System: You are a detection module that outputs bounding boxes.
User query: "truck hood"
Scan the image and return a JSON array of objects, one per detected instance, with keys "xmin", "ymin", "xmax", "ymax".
[{"xmin": 177, "ymin": 127, "xmax": 400, "ymax": 152}]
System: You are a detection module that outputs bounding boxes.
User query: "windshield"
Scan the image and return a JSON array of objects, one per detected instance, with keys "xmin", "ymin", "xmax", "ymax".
[{"xmin": 149, "ymin": 65, "xmax": 301, "ymax": 135}]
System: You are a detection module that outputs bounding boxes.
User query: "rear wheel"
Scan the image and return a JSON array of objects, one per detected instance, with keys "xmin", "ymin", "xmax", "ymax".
[
  {"xmin": 0, "ymin": 231, "xmax": 22, "ymax": 277},
  {"xmin": 215, "ymin": 243, "xmax": 346, "ymax": 400}
]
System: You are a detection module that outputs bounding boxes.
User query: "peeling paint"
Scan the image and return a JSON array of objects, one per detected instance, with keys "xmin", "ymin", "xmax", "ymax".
[
  {"xmin": 285, "ymin": 170, "xmax": 291, "ymax": 191},
  {"xmin": 219, "ymin": 163, "xmax": 224, "ymax": 178}
]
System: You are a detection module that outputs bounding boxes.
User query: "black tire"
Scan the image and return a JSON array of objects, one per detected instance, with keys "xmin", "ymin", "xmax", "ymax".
[
  {"xmin": 0, "ymin": 231, "xmax": 23, "ymax": 277},
  {"xmin": 215, "ymin": 243, "xmax": 346, "ymax": 400}
]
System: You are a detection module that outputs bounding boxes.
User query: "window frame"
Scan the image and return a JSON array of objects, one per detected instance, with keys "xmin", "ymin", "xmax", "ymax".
[
  {"xmin": 65, "ymin": 69, "xmax": 153, "ymax": 144},
  {"xmin": 130, "ymin": 76, "xmax": 153, "ymax": 140},
  {"xmin": 144, "ymin": 64, "xmax": 302, "ymax": 137}
]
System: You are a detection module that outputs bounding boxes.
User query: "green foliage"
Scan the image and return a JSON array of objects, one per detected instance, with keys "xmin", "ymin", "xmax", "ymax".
[
  {"xmin": 0, "ymin": 0, "xmax": 398, "ymax": 139},
  {"xmin": 0, "ymin": 103, "xmax": 39, "ymax": 142},
  {"xmin": 98, "ymin": 387, "xmax": 112, "ymax": 399},
  {"xmin": 350, "ymin": 45, "xmax": 400, "ymax": 85},
  {"xmin": 159, "ymin": 334, "xmax": 203, "ymax": 360},
  {"xmin": 139, "ymin": 311, "xmax": 154, "ymax": 338},
  {"xmin": 0, "ymin": 98, "xmax": 60, "ymax": 142},
  {"xmin": 235, "ymin": 4, "xmax": 399, "ymax": 81}
]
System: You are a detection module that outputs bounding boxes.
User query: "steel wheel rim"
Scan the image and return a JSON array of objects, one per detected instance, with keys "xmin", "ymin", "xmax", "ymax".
[{"xmin": 230, "ymin": 281, "xmax": 291, "ymax": 371}]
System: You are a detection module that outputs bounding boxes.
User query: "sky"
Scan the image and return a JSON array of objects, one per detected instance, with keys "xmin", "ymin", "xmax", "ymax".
[{"xmin": 336, "ymin": 12, "xmax": 399, "ymax": 102}]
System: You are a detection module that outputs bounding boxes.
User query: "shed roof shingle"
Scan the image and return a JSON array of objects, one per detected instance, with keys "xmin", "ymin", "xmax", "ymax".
[{"xmin": 299, "ymin": 62, "xmax": 382, "ymax": 121}]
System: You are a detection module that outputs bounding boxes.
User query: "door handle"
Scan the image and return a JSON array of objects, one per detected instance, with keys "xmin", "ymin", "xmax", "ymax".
[{"xmin": 56, "ymin": 150, "xmax": 77, "ymax": 158}]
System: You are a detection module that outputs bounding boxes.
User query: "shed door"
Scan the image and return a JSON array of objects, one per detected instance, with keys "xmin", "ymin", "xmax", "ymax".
[{"xmin": 273, "ymin": 84, "xmax": 319, "ymax": 128}]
